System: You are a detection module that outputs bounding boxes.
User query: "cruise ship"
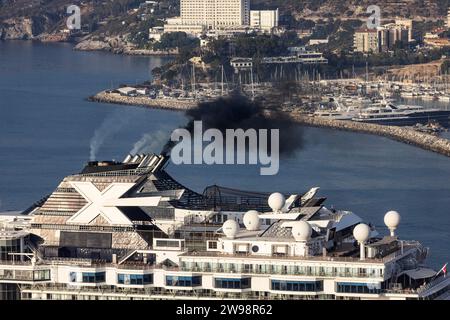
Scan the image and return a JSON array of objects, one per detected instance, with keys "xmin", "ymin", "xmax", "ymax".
[{"xmin": 0, "ymin": 153, "xmax": 449, "ymax": 300}]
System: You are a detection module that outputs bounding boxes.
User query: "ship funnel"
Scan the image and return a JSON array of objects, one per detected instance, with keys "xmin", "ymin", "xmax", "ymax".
[{"xmin": 123, "ymin": 154, "xmax": 133, "ymax": 163}]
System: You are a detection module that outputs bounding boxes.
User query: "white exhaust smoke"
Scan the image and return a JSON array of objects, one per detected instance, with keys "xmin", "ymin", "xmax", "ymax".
[
  {"xmin": 130, "ymin": 130, "xmax": 170, "ymax": 155},
  {"xmin": 89, "ymin": 110, "xmax": 136, "ymax": 161}
]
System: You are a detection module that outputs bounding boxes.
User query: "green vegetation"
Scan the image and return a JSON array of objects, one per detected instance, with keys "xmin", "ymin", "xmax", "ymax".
[{"xmin": 152, "ymin": 32, "xmax": 199, "ymax": 51}]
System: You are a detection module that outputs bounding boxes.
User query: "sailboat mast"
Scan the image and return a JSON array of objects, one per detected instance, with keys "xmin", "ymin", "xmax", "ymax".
[{"xmin": 221, "ymin": 65, "xmax": 224, "ymax": 96}]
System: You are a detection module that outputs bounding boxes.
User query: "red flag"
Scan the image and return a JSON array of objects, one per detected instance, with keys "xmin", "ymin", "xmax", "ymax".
[{"xmin": 437, "ymin": 263, "xmax": 448, "ymax": 276}]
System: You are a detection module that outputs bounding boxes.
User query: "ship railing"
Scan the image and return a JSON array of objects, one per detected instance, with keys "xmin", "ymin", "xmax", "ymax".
[
  {"xmin": 45, "ymin": 257, "xmax": 94, "ymax": 266},
  {"xmin": 79, "ymin": 167, "xmax": 151, "ymax": 177},
  {"xmin": 417, "ymin": 274, "xmax": 449, "ymax": 294},
  {"xmin": 183, "ymin": 251, "xmax": 387, "ymax": 263},
  {"xmin": 178, "ymin": 266, "xmax": 381, "ymax": 279},
  {"xmin": 384, "ymin": 288, "xmax": 418, "ymax": 295},
  {"xmin": 20, "ymin": 284, "xmax": 309, "ymax": 300},
  {"xmin": 0, "ymin": 260, "xmax": 33, "ymax": 266}
]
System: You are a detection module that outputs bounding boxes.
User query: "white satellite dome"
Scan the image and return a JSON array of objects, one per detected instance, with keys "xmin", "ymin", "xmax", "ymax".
[
  {"xmin": 353, "ymin": 223, "xmax": 371, "ymax": 243},
  {"xmin": 222, "ymin": 219, "xmax": 239, "ymax": 239},
  {"xmin": 243, "ymin": 210, "xmax": 261, "ymax": 231},
  {"xmin": 291, "ymin": 221, "xmax": 312, "ymax": 241},
  {"xmin": 268, "ymin": 192, "xmax": 285, "ymax": 212},
  {"xmin": 384, "ymin": 211, "xmax": 401, "ymax": 229}
]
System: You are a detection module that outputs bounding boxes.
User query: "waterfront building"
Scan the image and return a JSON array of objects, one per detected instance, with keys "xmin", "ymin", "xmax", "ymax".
[
  {"xmin": 230, "ymin": 49, "xmax": 327, "ymax": 73},
  {"xmin": 249, "ymin": 9, "xmax": 279, "ymax": 33},
  {"xmin": 0, "ymin": 153, "xmax": 448, "ymax": 300}
]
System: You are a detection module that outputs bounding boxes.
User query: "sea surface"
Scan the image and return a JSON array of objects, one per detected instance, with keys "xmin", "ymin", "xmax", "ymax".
[{"xmin": 0, "ymin": 41, "xmax": 449, "ymax": 268}]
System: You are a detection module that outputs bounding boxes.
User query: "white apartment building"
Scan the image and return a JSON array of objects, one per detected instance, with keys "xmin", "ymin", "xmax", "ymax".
[
  {"xmin": 250, "ymin": 9, "xmax": 279, "ymax": 32},
  {"xmin": 179, "ymin": 0, "xmax": 250, "ymax": 29}
]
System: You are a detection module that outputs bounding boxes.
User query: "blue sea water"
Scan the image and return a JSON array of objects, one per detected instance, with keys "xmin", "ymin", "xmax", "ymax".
[{"xmin": 0, "ymin": 41, "xmax": 449, "ymax": 268}]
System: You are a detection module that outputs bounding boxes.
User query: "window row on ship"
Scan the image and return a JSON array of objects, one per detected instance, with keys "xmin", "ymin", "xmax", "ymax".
[{"xmin": 178, "ymin": 260, "xmax": 385, "ymax": 278}]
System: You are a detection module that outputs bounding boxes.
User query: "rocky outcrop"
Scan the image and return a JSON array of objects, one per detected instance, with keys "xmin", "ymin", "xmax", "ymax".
[
  {"xmin": 0, "ymin": 15, "xmax": 57, "ymax": 40},
  {"xmin": 74, "ymin": 36, "xmax": 178, "ymax": 55},
  {"xmin": 0, "ymin": 17, "xmax": 34, "ymax": 40},
  {"xmin": 74, "ymin": 39, "xmax": 112, "ymax": 51}
]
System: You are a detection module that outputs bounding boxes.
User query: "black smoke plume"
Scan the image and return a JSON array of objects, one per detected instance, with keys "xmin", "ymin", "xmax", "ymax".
[{"xmin": 162, "ymin": 94, "xmax": 303, "ymax": 157}]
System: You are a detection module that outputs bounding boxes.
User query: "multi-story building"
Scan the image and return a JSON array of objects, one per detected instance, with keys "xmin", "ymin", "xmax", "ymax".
[
  {"xmin": 354, "ymin": 28, "xmax": 380, "ymax": 53},
  {"xmin": 378, "ymin": 23, "xmax": 410, "ymax": 51},
  {"xmin": 395, "ymin": 18, "xmax": 414, "ymax": 42},
  {"xmin": 249, "ymin": 9, "xmax": 279, "ymax": 32},
  {"xmin": 165, "ymin": 0, "xmax": 250, "ymax": 34},
  {"xmin": 354, "ymin": 23, "xmax": 410, "ymax": 54}
]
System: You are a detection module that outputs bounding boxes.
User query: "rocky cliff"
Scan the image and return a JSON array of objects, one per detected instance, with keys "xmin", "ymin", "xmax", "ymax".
[{"xmin": 0, "ymin": 17, "xmax": 34, "ymax": 40}]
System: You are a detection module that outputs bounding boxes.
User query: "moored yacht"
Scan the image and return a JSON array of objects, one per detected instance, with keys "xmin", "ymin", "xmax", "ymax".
[{"xmin": 352, "ymin": 100, "xmax": 450, "ymax": 125}]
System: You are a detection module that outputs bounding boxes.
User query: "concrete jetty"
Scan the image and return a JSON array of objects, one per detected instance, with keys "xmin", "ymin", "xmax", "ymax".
[
  {"xmin": 89, "ymin": 91, "xmax": 197, "ymax": 110},
  {"xmin": 89, "ymin": 92, "xmax": 450, "ymax": 159},
  {"xmin": 291, "ymin": 113, "xmax": 450, "ymax": 158}
]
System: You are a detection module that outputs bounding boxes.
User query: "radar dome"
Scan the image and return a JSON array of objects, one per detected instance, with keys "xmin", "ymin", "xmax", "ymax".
[
  {"xmin": 243, "ymin": 210, "xmax": 261, "ymax": 231},
  {"xmin": 384, "ymin": 211, "xmax": 401, "ymax": 229},
  {"xmin": 223, "ymin": 219, "xmax": 239, "ymax": 239},
  {"xmin": 353, "ymin": 223, "xmax": 370, "ymax": 243},
  {"xmin": 268, "ymin": 192, "xmax": 285, "ymax": 212},
  {"xmin": 291, "ymin": 221, "xmax": 312, "ymax": 241}
]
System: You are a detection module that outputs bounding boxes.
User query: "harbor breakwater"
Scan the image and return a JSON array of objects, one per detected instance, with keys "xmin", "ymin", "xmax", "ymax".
[
  {"xmin": 89, "ymin": 91, "xmax": 450, "ymax": 159},
  {"xmin": 89, "ymin": 91, "xmax": 197, "ymax": 110},
  {"xmin": 291, "ymin": 113, "xmax": 450, "ymax": 158}
]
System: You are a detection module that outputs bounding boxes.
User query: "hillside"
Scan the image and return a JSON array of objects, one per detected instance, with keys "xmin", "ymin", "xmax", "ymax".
[
  {"xmin": 1, "ymin": 0, "xmax": 450, "ymax": 49},
  {"xmin": 253, "ymin": 0, "xmax": 450, "ymax": 20}
]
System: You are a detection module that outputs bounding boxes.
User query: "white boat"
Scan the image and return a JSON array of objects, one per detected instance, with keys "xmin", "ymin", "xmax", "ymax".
[
  {"xmin": 313, "ymin": 97, "xmax": 361, "ymax": 120},
  {"xmin": 352, "ymin": 100, "xmax": 450, "ymax": 125}
]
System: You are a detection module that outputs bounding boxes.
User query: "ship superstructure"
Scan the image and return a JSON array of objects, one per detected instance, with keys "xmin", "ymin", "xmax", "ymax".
[{"xmin": 0, "ymin": 154, "xmax": 448, "ymax": 300}]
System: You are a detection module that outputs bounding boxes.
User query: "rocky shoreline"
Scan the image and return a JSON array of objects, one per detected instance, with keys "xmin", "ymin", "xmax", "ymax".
[
  {"xmin": 89, "ymin": 91, "xmax": 450, "ymax": 160},
  {"xmin": 291, "ymin": 113, "xmax": 450, "ymax": 158},
  {"xmin": 74, "ymin": 38, "xmax": 178, "ymax": 56}
]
